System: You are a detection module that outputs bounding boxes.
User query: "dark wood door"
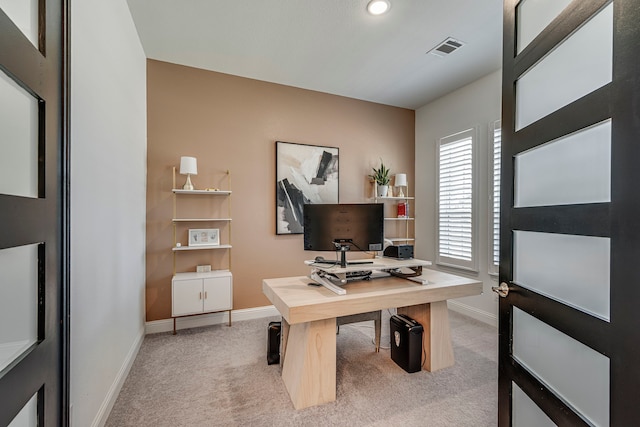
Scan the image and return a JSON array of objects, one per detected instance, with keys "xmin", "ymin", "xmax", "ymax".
[
  {"xmin": 499, "ymin": 0, "xmax": 640, "ymax": 425},
  {"xmin": 0, "ymin": 1, "xmax": 69, "ymax": 425}
]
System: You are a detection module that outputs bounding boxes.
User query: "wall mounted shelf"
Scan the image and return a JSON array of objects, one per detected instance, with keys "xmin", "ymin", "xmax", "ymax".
[
  {"xmin": 172, "ymin": 244, "xmax": 233, "ymax": 251},
  {"xmin": 375, "ymin": 189, "xmax": 415, "ymax": 245}
]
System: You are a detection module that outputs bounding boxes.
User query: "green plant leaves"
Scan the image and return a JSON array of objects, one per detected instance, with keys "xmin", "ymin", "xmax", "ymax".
[{"xmin": 369, "ymin": 160, "xmax": 391, "ymax": 185}]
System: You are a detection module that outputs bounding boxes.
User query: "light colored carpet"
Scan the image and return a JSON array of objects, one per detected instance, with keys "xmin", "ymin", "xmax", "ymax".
[{"xmin": 105, "ymin": 310, "xmax": 497, "ymax": 427}]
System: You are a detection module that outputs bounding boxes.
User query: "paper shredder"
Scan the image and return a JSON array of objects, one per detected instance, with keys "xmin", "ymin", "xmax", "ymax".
[{"xmin": 390, "ymin": 314, "xmax": 423, "ymax": 373}]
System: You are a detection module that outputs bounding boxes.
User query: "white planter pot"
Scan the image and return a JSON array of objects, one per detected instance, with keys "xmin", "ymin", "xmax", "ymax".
[{"xmin": 377, "ymin": 184, "xmax": 389, "ymax": 197}]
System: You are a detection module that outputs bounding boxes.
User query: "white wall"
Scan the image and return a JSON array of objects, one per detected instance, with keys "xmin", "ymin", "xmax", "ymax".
[
  {"xmin": 70, "ymin": 0, "xmax": 147, "ymax": 426},
  {"xmin": 415, "ymin": 69, "xmax": 501, "ymax": 325}
]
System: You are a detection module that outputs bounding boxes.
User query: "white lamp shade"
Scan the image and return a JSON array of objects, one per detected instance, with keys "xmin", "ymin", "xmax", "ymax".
[
  {"xmin": 394, "ymin": 173, "xmax": 407, "ymax": 187},
  {"xmin": 179, "ymin": 156, "xmax": 198, "ymax": 175}
]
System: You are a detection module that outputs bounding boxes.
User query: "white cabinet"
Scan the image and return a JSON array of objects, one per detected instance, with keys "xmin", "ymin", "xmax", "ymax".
[{"xmin": 172, "ymin": 271, "xmax": 232, "ymax": 317}]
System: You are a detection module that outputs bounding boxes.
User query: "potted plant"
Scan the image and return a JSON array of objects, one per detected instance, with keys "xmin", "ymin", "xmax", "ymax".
[{"xmin": 370, "ymin": 160, "xmax": 391, "ymax": 197}]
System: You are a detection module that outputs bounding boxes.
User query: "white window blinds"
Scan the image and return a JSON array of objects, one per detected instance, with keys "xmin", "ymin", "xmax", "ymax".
[
  {"xmin": 437, "ymin": 128, "xmax": 477, "ymax": 271},
  {"xmin": 489, "ymin": 121, "xmax": 501, "ymax": 275}
]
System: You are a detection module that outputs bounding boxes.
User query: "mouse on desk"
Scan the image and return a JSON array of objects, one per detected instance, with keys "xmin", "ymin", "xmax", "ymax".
[{"xmin": 315, "ymin": 256, "xmax": 325, "ymax": 262}]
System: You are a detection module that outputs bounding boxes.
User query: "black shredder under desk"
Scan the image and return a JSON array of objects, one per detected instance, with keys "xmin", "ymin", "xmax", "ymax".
[{"xmin": 390, "ymin": 314, "xmax": 423, "ymax": 373}]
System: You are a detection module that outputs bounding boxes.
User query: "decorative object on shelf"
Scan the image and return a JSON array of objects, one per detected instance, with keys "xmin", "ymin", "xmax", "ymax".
[
  {"xmin": 188, "ymin": 228, "xmax": 220, "ymax": 246},
  {"xmin": 394, "ymin": 173, "xmax": 407, "ymax": 197},
  {"xmin": 370, "ymin": 159, "xmax": 391, "ymax": 197},
  {"xmin": 276, "ymin": 141, "xmax": 339, "ymax": 235},
  {"xmin": 179, "ymin": 156, "xmax": 198, "ymax": 190},
  {"xmin": 397, "ymin": 202, "xmax": 407, "ymax": 218}
]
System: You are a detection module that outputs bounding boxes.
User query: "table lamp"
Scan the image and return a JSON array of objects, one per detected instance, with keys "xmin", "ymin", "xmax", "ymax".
[
  {"xmin": 180, "ymin": 156, "xmax": 197, "ymax": 190},
  {"xmin": 394, "ymin": 173, "xmax": 407, "ymax": 197}
]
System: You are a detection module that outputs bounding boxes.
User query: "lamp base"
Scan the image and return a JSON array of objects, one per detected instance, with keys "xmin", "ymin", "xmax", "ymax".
[{"xmin": 183, "ymin": 174, "xmax": 194, "ymax": 191}]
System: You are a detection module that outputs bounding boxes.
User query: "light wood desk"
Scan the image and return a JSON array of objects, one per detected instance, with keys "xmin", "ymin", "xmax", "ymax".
[{"xmin": 262, "ymin": 269, "xmax": 482, "ymax": 409}]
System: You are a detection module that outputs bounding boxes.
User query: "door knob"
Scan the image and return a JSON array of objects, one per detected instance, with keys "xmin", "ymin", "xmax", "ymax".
[{"xmin": 492, "ymin": 282, "xmax": 510, "ymax": 298}]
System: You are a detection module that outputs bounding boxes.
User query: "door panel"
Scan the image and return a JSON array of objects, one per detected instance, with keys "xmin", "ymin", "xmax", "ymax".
[
  {"xmin": 514, "ymin": 120, "xmax": 611, "ymax": 207},
  {"xmin": 516, "ymin": 0, "xmax": 572, "ymax": 53},
  {"xmin": 515, "ymin": 2, "xmax": 612, "ymax": 130},
  {"xmin": 7, "ymin": 392, "xmax": 38, "ymax": 427},
  {"xmin": 173, "ymin": 279, "xmax": 203, "ymax": 316},
  {"xmin": 0, "ymin": 244, "xmax": 39, "ymax": 373},
  {"xmin": 203, "ymin": 277, "xmax": 232, "ymax": 312},
  {"xmin": 0, "ymin": 68, "xmax": 39, "ymax": 198},
  {"xmin": 0, "ymin": 0, "xmax": 39, "ymax": 48},
  {"xmin": 500, "ymin": 0, "xmax": 640, "ymax": 425},
  {"xmin": 512, "ymin": 383, "xmax": 556, "ymax": 427},
  {"xmin": 0, "ymin": 0, "xmax": 68, "ymax": 425},
  {"xmin": 513, "ymin": 231, "xmax": 610, "ymax": 320},
  {"xmin": 513, "ymin": 308, "xmax": 609, "ymax": 426}
]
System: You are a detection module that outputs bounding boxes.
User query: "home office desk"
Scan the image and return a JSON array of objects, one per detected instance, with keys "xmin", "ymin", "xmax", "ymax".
[{"xmin": 262, "ymin": 268, "xmax": 482, "ymax": 409}]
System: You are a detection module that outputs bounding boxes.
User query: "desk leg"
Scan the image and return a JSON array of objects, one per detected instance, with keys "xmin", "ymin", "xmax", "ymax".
[
  {"xmin": 280, "ymin": 318, "xmax": 290, "ymax": 367},
  {"xmin": 398, "ymin": 301, "xmax": 454, "ymax": 372},
  {"xmin": 281, "ymin": 318, "xmax": 336, "ymax": 409}
]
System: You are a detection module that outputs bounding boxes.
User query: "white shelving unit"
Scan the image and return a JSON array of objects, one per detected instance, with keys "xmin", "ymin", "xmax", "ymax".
[
  {"xmin": 374, "ymin": 195, "xmax": 415, "ymax": 245},
  {"xmin": 170, "ymin": 168, "xmax": 233, "ymax": 333}
]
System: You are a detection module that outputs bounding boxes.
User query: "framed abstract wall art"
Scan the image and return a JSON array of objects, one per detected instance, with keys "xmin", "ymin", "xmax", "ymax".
[{"xmin": 276, "ymin": 141, "xmax": 339, "ymax": 234}]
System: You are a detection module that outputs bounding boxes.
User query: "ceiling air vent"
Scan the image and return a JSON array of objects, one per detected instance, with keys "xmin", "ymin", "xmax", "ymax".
[{"xmin": 428, "ymin": 37, "xmax": 465, "ymax": 58}]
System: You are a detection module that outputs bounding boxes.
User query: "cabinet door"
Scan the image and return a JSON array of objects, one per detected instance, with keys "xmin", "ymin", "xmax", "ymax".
[
  {"xmin": 203, "ymin": 276, "xmax": 232, "ymax": 312},
  {"xmin": 172, "ymin": 278, "xmax": 204, "ymax": 316}
]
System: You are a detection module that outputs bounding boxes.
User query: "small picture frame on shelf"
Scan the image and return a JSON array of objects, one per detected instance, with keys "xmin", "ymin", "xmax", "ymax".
[{"xmin": 188, "ymin": 228, "xmax": 220, "ymax": 246}]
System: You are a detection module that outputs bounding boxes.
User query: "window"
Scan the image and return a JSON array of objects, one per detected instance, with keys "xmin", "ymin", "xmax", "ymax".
[
  {"xmin": 437, "ymin": 128, "xmax": 477, "ymax": 271},
  {"xmin": 489, "ymin": 120, "xmax": 501, "ymax": 275}
]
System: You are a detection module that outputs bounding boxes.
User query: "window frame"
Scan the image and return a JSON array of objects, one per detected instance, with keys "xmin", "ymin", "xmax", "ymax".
[{"xmin": 435, "ymin": 127, "xmax": 478, "ymax": 272}]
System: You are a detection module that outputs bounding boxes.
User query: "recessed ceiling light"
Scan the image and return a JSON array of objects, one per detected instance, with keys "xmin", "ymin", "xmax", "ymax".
[{"xmin": 367, "ymin": 0, "xmax": 391, "ymax": 15}]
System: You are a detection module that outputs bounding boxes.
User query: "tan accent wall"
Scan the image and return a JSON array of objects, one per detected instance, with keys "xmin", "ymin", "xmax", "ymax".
[{"xmin": 146, "ymin": 59, "xmax": 415, "ymax": 321}]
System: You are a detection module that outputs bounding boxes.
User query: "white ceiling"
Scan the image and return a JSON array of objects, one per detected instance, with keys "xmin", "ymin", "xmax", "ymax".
[{"xmin": 126, "ymin": 0, "xmax": 503, "ymax": 110}]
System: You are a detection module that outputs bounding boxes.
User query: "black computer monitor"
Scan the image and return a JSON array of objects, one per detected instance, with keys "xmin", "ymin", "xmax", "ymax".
[{"xmin": 303, "ymin": 203, "xmax": 384, "ymax": 267}]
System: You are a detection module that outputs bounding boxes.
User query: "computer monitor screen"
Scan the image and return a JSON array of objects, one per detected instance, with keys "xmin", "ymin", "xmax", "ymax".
[{"xmin": 303, "ymin": 203, "xmax": 384, "ymax": 254}]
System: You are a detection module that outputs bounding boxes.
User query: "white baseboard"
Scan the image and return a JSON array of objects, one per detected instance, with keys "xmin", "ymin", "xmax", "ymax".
[
  {"xmin": 447, "ymin": 300, "xmax": 497, "ymax": 327},
  {"xmin": 145, "ymin": 305, "xmax": 281, "ymax": 335},
  {"xmin": 145, "ymin": 303, "xmax": 496, "ymax": 333},
  {"xmin": 91, "ymin": 325, "xmax": 145, "ymax": 427}
]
